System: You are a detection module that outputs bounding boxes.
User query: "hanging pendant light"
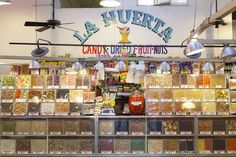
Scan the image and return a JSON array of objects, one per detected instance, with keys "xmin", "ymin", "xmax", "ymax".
[
  {"xmin": 220, "ymin": 45, "xmax": 236, "ymax": 59},
  {"xmin": 29, "ymin": 60, "xmax": 40, "ymax": 69},
  {"xmin": 72, "ymin": 61, "xmax": 82, "ymax": 70},
  {"xmin": 202, "ymin": 62, "xmax": 214, "ymax": 72},
  {"xmin": 185, "ymin": 39, "xmax": 204, "ymax": 57},
  {"xmin": 31, "ymin": 39, "xmax": 51, "ymax": 57},
  {"xmin": 0, "ymin": 0, "xmax": 11, "ymax": 5},
  {"xmin": 159, "ymin": 61, "xmax": 170, "ymax": 73},
  {"xmin": 100, "ymin": 0, "xmax": 120, "ymax": 7}
]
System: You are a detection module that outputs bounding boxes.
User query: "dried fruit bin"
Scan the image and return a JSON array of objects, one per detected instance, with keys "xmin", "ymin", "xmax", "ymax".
[
  {"xmin": 161, "ymin": 74, "xmax": 172, "ymax": 87},
  {"xmin": 160, "ymin": 102, "xmax": 174, "ymax": 115},
  {"xmin": 1, "ymin": 75, "xmax": 15, "ymax": 88},
  {"xmin": 160, "ymin": 89, "xmax": 172, "ymax": 101},
  {"xmin": 163, "ymin": 139, "xmax": 179, "ymax": 153},
  {"xmin": 40, "ymin": 103, "xmax": 55, "ymax": 115},
  {"xmin": 15, "ymin": 75, "xmax": 31, "ymax": 89},
  {"xmin": 163, "ymin": 120, "xmax": 177, "ymax": 134},
  {"xmin": 42, "ymin": 90, "xmax": 55, "ymax": 102},
  {"xmin": 99, "ymin": 120, "xmax": 114, "ymax": 135},
  {"xmin": 130, "ymin": 139, "xmax": 145, "ymax": 154},
  {"xmin": 69, "ymin": 90, "xmax": 83, "ymax": 102},
  {"xmin": 99, "ymin": 139, "xmax": 114, "ymax": 153},
  {"xmin": 14, "ymin": 89, "xmax": 28, "ymax": 101},
  {"xmin": 45, "ymin": 75, "xmax": 54, "ymax": 88},
  {"xmin": 201, "ymin": 102, "xmax": 216, "ymax": 115},
  {"xmin": 198, "ymin": 120, "xmax": 212, "ymax": 134},
  {"xmin": 146, "ymin": 102, "xmax": 159, "ymax": 115},
  {"xmin": 144, "ymin": 89, "xmax": 159, "ymax": 101},
  {"xmin": 172, "ymin": 74, "xmax": 181, "ymax": 88},
  {"xmin": 28, "ymin": 90, "xmax": 42, "ymax": 102},
  {"xmin": 0, "ymin": 103, "xmax": 13, "ymax": 115},
  {"xmin": 0, "ymin": 139, "xmax": 16, "ymax": 154},
  {"xmin": 13, "ymin": 102, "xmax": 28, "ymax": 115},
  {"xmin": 15, "ymin": 120, "xmax": 31, "ymax": 135},
  {"xmin": 186, "ymin": 89, "xmax": 201, "ymax": 101},
  {"xmin": 55, "ymin": 102, "xmax": 69, "ymax": 115},
  {"xmin": 187, "ymin": 75, "xmax": 196, "ymax": 88},
  {"xmin": 198, "ymin": 139, "xmax": 212, "ymax": 153},
  {"xmin": 148, "ymin": 139, "xmax": 163, "ymax": 153},
  {"xmin": 1, "ymin": 90, "xmax": 14, "ymax": 101},
  {"xmin": 114, "ymin": 139, "xmax": 130, "ymax": 153},
  {"xmin": 129, "ymin": 119, "xmax": 145, "ymax": 135},
  {"xmin": 31, "ymin": 120, "xmax": 47, "ymax": 135},
  {"xmin": 215, "ymin": 89, "xmax": 229, "ymax": 101},
  {"xmin": 201, "ymin": 89, "xmax": 215, "ymax": 101},
  {"xmin": 173, "ymin": 89, "xmax": 186, "ymax": 101}
]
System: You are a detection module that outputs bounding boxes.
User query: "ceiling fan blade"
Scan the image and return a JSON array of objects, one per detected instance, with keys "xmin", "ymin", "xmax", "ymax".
[
  {"xmin": 25, "ymin": 21, "xmax": 49, "ymax": 27},
  {"xmin": 36, "ymin": 26, "xmax": 51, "ymax": 32},
  {"xmin": 56, "ymin": 26, "xmax": 78, "ymax": 32},
  {"xmin": 60, "ymin": 22, "xmax": 75, "ymax": 25}
]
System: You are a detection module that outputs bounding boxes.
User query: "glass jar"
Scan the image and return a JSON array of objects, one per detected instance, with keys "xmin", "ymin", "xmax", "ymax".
[{"xmin": 129, "ymin": 90, "xmax": 145, "ymax": 115}]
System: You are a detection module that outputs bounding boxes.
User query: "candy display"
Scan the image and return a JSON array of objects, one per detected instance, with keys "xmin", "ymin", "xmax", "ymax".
[
  {"xmin": 15, "ymin": 75, "xmax": 31, "ymax": 89},
  {"xmin": 190, "ymin": 102, "xmax": 202, "ymax": 114},
  {"xmin": 31, "ymin": 75, "xmax": 44, "ymax": 88},
  {"xmin": 187, "ymin": 89, "xmax": 201, "ymax": 101},
  {"xmin": 179, "ymin": 140, "xmax": 187, "ymax": 153},
  {"xmin": 99, "ymin": 139, "xmax": 114, "ymax": 153},
  {"xmin": 213, "ymin": 120, "xmax": 226, "ymax": 133},
  {"xmin": 56, "ymin": 89, "xmax": 69, "ymax": 100},
  {"xmin": 64, "ymin": 120, "xmax": 80, "ymax": 135},
  {"xmin": 1, "ymin": 120, "xmax": 15, "ymax": 134},
  {"xmin": 16, "ymin": 139, "xmax": 30, "ymax": 153},
  {"xmin": 201, "ymin": 89, "xmax": 215, "ymax": 101},
  {"xmin": 180, "ymin": 74, "xmax": 188, "ymax": 87},
  {"xmin": 144, "ymin": 89, "xmax": 159, "ymax": 101},
  {"xmin": 187, "ymin": 75, "xmax": 196, "ymax": 87},
  {"xmin": 49, "ymin": 139, "xmax": 64, "ymax": 153},
  {"xmin": 28, "ymin": 103, "xmax": 40, "ymax": 114},
  {"xmin": 13, "ymin": 103, "xmax": 27, "ymax": 115},
  {"xmin": 198, "ymin": 139, "xmax": 212, "ymax": 153},
  {"xmin": 130, "ymin": 139, "xmax": 145, "ymax": 153},
  {"xmin": 42, "ymin": 90, "xmax": 55, "ymax": 101},
  {"xmin": 40, "ymin": 103, "xmax": 55, "ymax": 115},
  {"xmin": 129, "ymin": 120, "xmax": 145, "ymax": 134},
  {"xmin": 115, "ymin": 120, "xmax": 129, "ymax": 134},
  {"xmin": 55, "ymin": 102, "xmax": 69, "ymax": 115},
  {"xmin": 160, "ymin": 89, "xmax": 172, "ymax": 101},
  {"xmin": 163, "ymin": 120, "xmax": 177, "ymax": 134},
  {"xmin": 60, "ymin": 75, "xmax": 76, "ymax": 88},
  {"xmin": 146, "ymin": 102, "xmax": 159, "ymax": 115},
  {"xmin": 80, "ymin": 119, "xmax": 94, "ymax": 134},
  {"xmin": 211, "ymin": 74, "xmax": 226, "ymax": 88},
  {"xmin": 173, "ymin": 89, "xmax": 186, "ymax": 101},
  {"xmin": 179, "ymin": 120, "xmax": 193, "ymax": 134},
  {"xmin": 148, "ymin": 120, "xmax": 162, "ymax": 134},
  {"xmin": 0, "ymin": 140, "xmax": 16, "ymax": 154},
  {"xmin": 54, "ymin": 75, "xmax": 60, "ymax": 87},
  {"xmin": 172, "ymin": 74, "xmax": 180, "ymax": 87},
  {"xmin": 69, "ymin": 90, "xmax": 83, "ymax": 102},
  {"xmin": 31, "ymin": 140, "xmax": 47, "ymax": 154},
  {"xmin": 187, "ymin": 140, "xmax": 194, "ymax": 152},
  {"xmin": 70, "ymin": 103, "xmax": 82, "ymax": 115},
  {"xmin": 160, "ymin": 102, "xmax": 174, "ymax": 115},
  {"xmin": 216, "ymin": 102, "xmax": 230, "ymax": 114},
  {"xmin": 14, "ymin": 90, "xmax": 28, "ymax": 100},
  {"xmin": 99, "ymin": 120, "xmax": 114, "ymax": 135},
  {"xmin": 213, "ymin": 139, "xmax": 225, "ymax": 152},
  {"xmin": 203, "ymin": 74, "xmax": 211, "ymax": 88},
  {"xmin": 175, "ymin": 102, "xmax": 186, "ymax": 114},
  {"xmin": 83, "ymin": 91, "xmax": 95, "ymax": 102},
  {"xmin": 227, "ymin": 120, "xmax": 236, "ymax": 133},
  {"xmin": 1, "ymin": 90, "xmax": 14, "ymax": 100},
  {"xmin": 45, "ymin": 75, "xmax": 54, "ymax": 87},
  {"xmin": 63, "ymin": 139, "xmax": 80, "ymax": 153},
  {"xmin": 80, "ymin": 139, "xmax": 94, "ymax": 153},
  {"xmin": 198, "ymin": 120, "xmax": 212, "ymax": 134},
  {"xmin": 114, "ymin": 139, "xmax": 130, "ymax": 153},
  {"xmin": 161, "ymin": 74, "xmax": 172, "ymax": 87},
  {"xmin": 201, "ymin": 102, "xmax": 216, "ymax": 115},
  {"xmin": 29, "ymin": 90, "xmax": 41, "ymax": 102},
  {"xmin": 0, "ymin": 103, "xmax": 13, "ymax": 115},
  {"xmin": 227, "ymin": 139, "xmax": 236, "ymax": 152},
  {"xmin": 163, "ymin": 139, "xmax": 178, "ymax": 153},
  {"xmin": 196, "ymin": 75, "xmax": 203, "ymax": 87},
  {"xmin": 215, "ymin": 89, "xmax": 229, "ymax": 101},
  {"xmin": 48, "ymin": 120, "xmax": 63, "ymax": 134},
  {"xmin": 129, "ymin": 90, "xmax": 145, "ymax": 115},
  {"xmin": 148, "ymin": 139, "xmax": 163, "ymax": 153},
  {"xmin": 1, "ymin": 75, "xmax": 15, "ymax": 87},
  {"xmin": 15, "ymin": 120, "xmax": 31, "ymax": 135},
  {"xmin": 31, "ymin": 120, "xmax": 46, "ymax": 135}
]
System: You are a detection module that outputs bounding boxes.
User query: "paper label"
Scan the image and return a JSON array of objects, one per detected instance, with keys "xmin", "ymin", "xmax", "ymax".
[
  {"xmin": 2, "ymin": 132, "xmax": 14, "ymax": 135},
  {"xmin": 101, "ymin": 132, "xmax": 112, "ymax": 135},
  {"xmin": 1, "ymin": 112, "xmax": 11, "ymax": 116},
  {"xmin": 228, "ymin": 150, "xmax": 236, "ymax": 154},
  {"xmin": 81, "ymin": 131, "xmax": 92, "ymax": 135},
  {"xmin": 2, "ymin": 151, "xmax": 14, "ymax": 154},
  {"xmin": 199, "ymin": 85, "xmax": 204, "ymax": 88},
  {"xmin": 228, "ymin": 131, "xmax": 236, "ymax": 134},
  {"xmin": 200, "ymin": 131, "xmax": 211, "ymax": 134},
  {"xmin": 132, "ymin": 151, "xmax": 144, "ymax": 154},
  {"xmin": 17, "ymin": 151, "xmax": 28, "ymax": 154},
  {"xmin": 216, "ymin": 85, "xmax": 223, "ymax": 88},
  {"xmin": 214, "ymin": 150, "xmax": 225, "ymax": 154},
  {"xmin": 71, "ymin": 112, "xmax": 81, "ymax": 116},
  {"xmin": 117, "ymin": 131, "xmax": 128, "ymax": 135},
  {"xmin": 55, "ymin": 113, "xmax": 68, "ymax": 116},
  {"xmin": 132, "ymin": 132, "xmax": 144, "ymax": 135},
  {"xmin": 190, "ymin": 112, "xmax": 201, "ymax": 115},
  {"xmin": 101, "ymin": 151, "xmax": 112, "ymax": 154},
  {"xmin": 161, "ymin": 99, "xmax": 172, "ymax": 102},
  {"xmin": 28, "ymin": 112, "xmax": 39, "ymax": 116},
  {"xmin": 149, "ymin": 151, "xmax": 162, "ymax": 154},
  {"xmin": 81, "ymin": 151, "xmax": 92, "ymax": 154},
  {"xmin": 50, "ymin": 151, "xmax": 62, "ymax": 154},
  {"xmin": 150, "ymin": 131, "xmax": 161, "ymax": 135},
  {"xmin": 115, "ymin": 151, "xmax": 128, "ymax": 154},
  {"xmin": 65, "ymin": 131, "xmax": 76, "ymax": 135},
  {"xmin": 2, "ymin": 99, "xmax": 13, "ymax": 103},
  {"xmin": 199, "ymin": 150, "xmax": 211, "ymax": 154},
  {"xmin": 56, "ymin": 99, "xmax": 68, "ymax": 102},
  {"xmin": 181, "ymin": 85, "xmax": 188, "ymax": 88},
  {"xmin": 162, "ymin": 112, "xmax": 172, "ymax": 116},
  {"xmin": 230, "ymin": 86, "xmax": 236, "ymax": 89},
  {"xmin": 231, "ymin": 98, "xmax": 236, "ymax": 102},
  {"xmin": 42, "ymin": 99, "xmax": 54, "ymax": 102},
  {"xmin": 217, "ymin": 99, "xmax": 228, "ymax": 102},
  {"xmin": 188, "ymin": 85, "xmax": 196, "ymax": 88},
  {"xmin": 214, "ymin": 131, "xmax": 225, "ymax": 135},
  {"xmin": 17, "ymin": 132, "xmax": 29, "ymax": 135},
  {"xmin": 165, "ymin": 131, "xmax": 176, "ymax": 135},
  {"xmin": 2, "ymin": 86, "xmax": 14, "ymax": 89},
  {"xmin": 32, "ymin": 151, "xmax": 45, "ymax": 154},
  {"xmin": 202, "ymin": 112, "xmax": 216, "ymax": 115},
  {"xmin": 165, "ymin": 151, "xmax": 176, "ymax": 154},
  {"xmin": 50, "ymin": 131, "xmax": 61, "ymax": 135},
  {"xmin": 218, "ymin": 112, "xmax": 229, "ymax": 115},
  {"xmin": 64, "ymin": 151, "xmax": 77, "ymax": 154},
  {"xmin": 180, "ymin": 131, "xmax": 192, "ymax": 135},
  {"xmin": 172, "ymin": 86, "xmax": 179, "ymax": 88},
  {"xmin": 32, "ymin": 132, "xmax": 45, "ymax": 135},
  {"xmin": 149, "ymin": 86, "xmax": 160, "ymax": 88},
  {"xmin": 77, "ymin": 86, "xmax": 88, "ymax": 89},
  {"xmin": 32, "ymin": 86, "xmax": 43, "ymax": 89},
  {"xmin": 176, "ymin": 112, "xmax": 187, "ymax": 115},
  {"xmin": 147, "ymin": 99, "xmax": 159, "ymax": 102}
]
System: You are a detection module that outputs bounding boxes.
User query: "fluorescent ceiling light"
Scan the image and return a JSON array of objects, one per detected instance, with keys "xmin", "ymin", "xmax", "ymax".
[
  {"xmin": 0, "ymin": 0, "xmax": 11, "ymax": 5},
  {"xmin": 100, "ymin": 0, "xmax": 120, "ymax": 7}
]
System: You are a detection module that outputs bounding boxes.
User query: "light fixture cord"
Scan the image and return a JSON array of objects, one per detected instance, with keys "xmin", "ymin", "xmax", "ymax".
[{"xmin": 192, "ymin": 0, "xmax": 198, "ymax": 31}]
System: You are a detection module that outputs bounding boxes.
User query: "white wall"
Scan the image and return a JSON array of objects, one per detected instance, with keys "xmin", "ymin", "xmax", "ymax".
[{"xmin": 0, "ymin": 0, "xmax": 234, "ymax": 63}]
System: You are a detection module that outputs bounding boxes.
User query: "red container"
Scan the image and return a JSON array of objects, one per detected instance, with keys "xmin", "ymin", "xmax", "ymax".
[{"xmin": 129, "ymin": 91, "xmax": 145, "ymax": 115}]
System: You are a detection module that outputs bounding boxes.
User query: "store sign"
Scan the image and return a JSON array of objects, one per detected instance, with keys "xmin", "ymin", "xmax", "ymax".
[
  {"xmin": 74, "ymin": 9, "xmax": 173, "ymax": 44},
  {"xmin": 82, "ymin": 45, "xmax": 168, "ymax": 56}
]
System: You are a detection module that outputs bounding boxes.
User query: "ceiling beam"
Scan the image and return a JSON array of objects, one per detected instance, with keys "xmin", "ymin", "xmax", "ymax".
[
  {"xmin": 182, "ymin": 0, "xmax": 236, "ymax": 44},
  {"xmin": 199, "ymin": 39, "xmax": 236, "ymax": 45}
]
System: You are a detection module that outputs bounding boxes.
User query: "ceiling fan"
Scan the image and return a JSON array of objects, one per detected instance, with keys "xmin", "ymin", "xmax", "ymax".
[{"xmin": 24, "ymin": 0, "xmax": 74, "ymax": 32}]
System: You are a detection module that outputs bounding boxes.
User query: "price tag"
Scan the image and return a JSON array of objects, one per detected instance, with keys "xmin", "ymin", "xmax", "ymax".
[
  {"xmin": 162, "ymin": 112, "xmax": 172, "ymax": 116},
  {"xmin": 149, "ymin": 151, "xmax": 162, "ymax": 154},
  {"xmin": 217, "ymin": 99, "xmax": 227, "ymax": 102},
  {"xmin": 81, "ymin": 151, "xmax": 92, "ymax": 154},
  {"xmin": 71, "ymin": 112, "xmax": 81, "ymax": 116},
  {"xmin": 161, "ymin": 99, "xmax": 172, "ymax": 102},
  {"xmin": 1, "ymin": 112, "xmax": 11, "ymax": 116},
  {"xmin": 42, "ymin": 99, "xmax": 54, "ymax": 103},
  {"xmin": 2, "ymin": 132, "xmax": 14, "ymax": 135},
  {"xmin": 14, "ymin": 113, "xmax": 26, "ymax": 116},
  {"xmin": 115, "ymin": 151, "xmax": 128, "ymax": 154},
  {"xmin": 117, "ymin": 131, "xmax": 128, "ymax": 135},
  {"xmin": 150, "ymin": 131, "xmax": 161, "ymax": 135},
  {"xmin": 172, "ymin": 86, "xmax": 179, "ymax": 88},
  {"xmin": 176, "ymin": 112, "xmax": 187, "ymax": 115},
  {"xmin": 214, "ymin": 131, "xmax": 225, "ymax": 135},
  {"xmin": 50, "ymin": 151, "xmax": 62, "ymax": 154},
  {"xmin": 228, "ymin": 150, "xmax": 236, "ymax": 154},
  {"xmin": 55, "ymin": 113, "xmax": 68, "ymax": 116},
  {"xmin": 15, "ymin": 99, "xmax": 27, "ymax": 102},
  {"xmin": 50, "ymin": 132, "xmax": 61, "ymax": 135},
  {"xmin": 2, "ymin": 99, "xmax": 13, "ymax": 103},
  {"xmin": 165, "ymin": 151, "xmax": 176, "ymax": 154},
  {"xmin": 214, "ymin": 150, "xmax": 225, "ymax": 154},
  {"xmin": 132, "ymin": 151, "xmax": 144, "ymax": 154},
  {"xmin": 218, "ymin": 112, "xmax": 229, "ymax": 115},
  {"xmin": 81, "ymin": 131, "xmax": 92, "ymax": 135},
  {"xmin": 28, "ymin": 112, "xmax": 39, "ymax": 116},
  {"xmin": 149, "ymin": 86, "xmax": 160, "ymax": 88},
  {"xmin": 190, "ymin": 112, "xmax": 201, "ymax": 115},
  {"xmin": 228, "ymin": 131, "xmax": 236, "ymax": 135},
  {"xmin": 147, "ymin": 99, "xmax": 159, "ymax": 103},
  {"xmin": 56, "ymin": 99, "xmax": 68, "ymax": 102},
  {"xmin": 32, "ymin": 86, "xmax": 43, "ymax": 89},
  {"xmin": 65, "ymin": 131, "xmax": 76, "ymax": 135},
  {"xmin": 188, "ymin": 85, "xmax": 196, "ymax": 88},
  {"xmin": 181, "ymin": 85, "xmax": 188, "ymax": 88},
  {"xmin": 132, "ymin": 132, "xmax": 144, "ymax": 135},
  {"xmin": 202, "ymin": 112, "xmax": 216, "ymax": 115},
  {"xmin": 32, "ymin": 151, "xmax": 45, "ymax": 154},
  {"xmin": 47, "ymin": 86, "xmax": 54, "ymax": 89},
  {"xmin": 2, "ymin": 86, "xmax": 14, "ymax": 89},
  {"xmin": 101, "ymin": 151, "xmax": 112, "ymax": 154},
  {"xmin": 180, "ymin": 131, "xmax": 192, "ymax": 135},
  {"xmin": 199, "ymin": 85, "xmax": 204, "ymax": 88},
  {"xmin": 32, "ymin": 132, "xmax": 45, "ymax": 135},
  {"xmin": 200, "ymin": 131, "xmax": 211, "ymax": 135},
  {"xmin": 77, "ymin": 86, "xmax": 88, "ymax": 89},
  {"xmin": 17, "ymin": 132, "xmax": 30, "ymax": 135},
  {"xmin": 199, "ymin": 150, "xmax": 211, "ymax": 154},
  {"xmin": 2, "ymin": 151, "xmax": 14, "ymax": 154},
  {"xmin": 165, "ymin": 131, "xmax": 176, "ymax": 135},
  {"xmin": 230, "ymin": 86, "xmax": 236, "ymax": 89},
  {"xmin": 101, "ymin": 132, "xmax": 112, "ymax": 135},
  {"xmin": 216, "ymin": 85, "xmax": 223, "ymax": 88},
  {"xmin": 231, "ymin": 98, "xmax": 236, "ymax": 102},
  {"xmin": 64, "ymin": 151, "xmax": 77, "ymax": 154},
  {"xmin": 17, "ymin": 151, "xmax": 29, "ymax": 154}
]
